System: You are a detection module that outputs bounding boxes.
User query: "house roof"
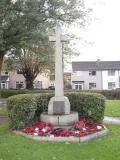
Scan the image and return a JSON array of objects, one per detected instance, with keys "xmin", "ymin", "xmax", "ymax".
[{"xmin": 72, "ymin": 61, "xmax": 120, "ymax": 71}]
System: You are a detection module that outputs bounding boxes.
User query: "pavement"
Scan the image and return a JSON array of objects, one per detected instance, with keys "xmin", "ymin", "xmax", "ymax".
[
  {"xmin": 0, "ymin": 116, "xmax": 9, "ymax": 124},
  {"xmin": 0, "ymin": 99, "xmax": 7, "ymax": 106},
  {"xmin": 103, "ymin": 116, "xmax": 120, "ymax": 125},
  {"xmin": 0, "ymin": 98, "xmax": 8, "ymax": 124}
]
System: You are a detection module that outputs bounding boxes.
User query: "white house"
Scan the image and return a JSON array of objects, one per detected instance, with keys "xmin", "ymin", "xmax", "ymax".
[{"xmin": 71, "ymin": 60, "xmax": 120, "ymax": 90}]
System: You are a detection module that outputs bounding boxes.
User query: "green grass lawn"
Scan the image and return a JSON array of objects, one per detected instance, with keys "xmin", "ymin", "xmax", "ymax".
[
  {"xmin": 0, "ymin": 107, "xmax": 7, "ymax": 116},
  {"xmin": 0, "ymin": 123, "xmax": 120, "ymax": 160},
  {"xmin": 105, "ymin": 100, "xmax": 120, "ymax": 117},
  {"xmin": 0, "ymin": 105, "xmax": 7, "ymax": 116}
]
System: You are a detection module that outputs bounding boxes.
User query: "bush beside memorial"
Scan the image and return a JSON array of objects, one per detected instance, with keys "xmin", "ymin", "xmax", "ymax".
[
  {"xmin": 7, "ymin": 94, "xmax": 38, "ymax": 129},
  {"xmin": 67, "ymin": 92, "xmax": 105, "ymax": 124},
  {"xmin": 7, "ymin": 92, "xmax": 105, "ymax": 130}
]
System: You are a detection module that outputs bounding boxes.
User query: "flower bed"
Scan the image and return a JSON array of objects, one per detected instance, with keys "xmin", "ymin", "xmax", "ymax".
[{"xmin": 22, "ymin": 119, "xmax": 105, "ymax": 138}]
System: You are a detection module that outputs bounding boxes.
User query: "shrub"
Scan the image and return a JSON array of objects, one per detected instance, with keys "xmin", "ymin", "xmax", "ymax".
[
  {"xmin": 7, "ymin": 94, "xmax": 38, "ymax": 129},
  {"xmin": 7, "ymin": 92, "xmax": 105, "ymax": 129},
  {"xmin": 67, "ymin": 92, "xmax": 105, "ymax": 123}
]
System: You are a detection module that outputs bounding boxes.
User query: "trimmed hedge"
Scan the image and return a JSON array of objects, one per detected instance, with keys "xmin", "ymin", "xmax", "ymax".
[
  {"xmin": 2, "ymin": 89, "xmax": 120, "ymax": 99},
  {"xmin": 0, "ymin": 89, "xmax": 54, "ymax": 98},
  {"xmin": 0, "ymin": 89, "xmax": 28, "ymax": 98},
  {"xmin": 67, "ymin": 93, "xmax": 105, "ymax": 124},
  {"xmin": 101, "ymin": 90, "xmax": 120, "ymax": 100},
  {"xmin": 79, "ymin": 90, "xmax": 120, "ymax": 100},
  {"xmin": 7, "ymin": 92, "xmax": 105, "ymax": 129},
  {"xmin": 7, "ymin": 94, "xmax": 38, "ymax": 129}
]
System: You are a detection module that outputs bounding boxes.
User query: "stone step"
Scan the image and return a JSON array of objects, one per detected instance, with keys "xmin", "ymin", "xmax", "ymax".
[{"xmin": 40, "ymin": 111, "xmax": 79, "ymax": 126}]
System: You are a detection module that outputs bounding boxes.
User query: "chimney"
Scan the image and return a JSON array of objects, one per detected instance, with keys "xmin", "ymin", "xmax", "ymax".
[
  {"xmin": 96, "ymin": 59, "xmax": 101, "ymax": 66},
  {"xmin": 96, "ymin": 59, "xmax": 101, "ymax": 62}
]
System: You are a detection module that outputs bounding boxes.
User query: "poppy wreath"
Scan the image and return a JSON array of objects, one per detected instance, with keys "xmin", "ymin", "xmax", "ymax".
[{"xmin": 22, "ymin": 119, "xmax": 105, "ymax": 137}]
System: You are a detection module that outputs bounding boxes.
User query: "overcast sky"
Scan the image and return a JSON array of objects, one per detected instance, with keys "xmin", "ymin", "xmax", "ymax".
[{"xmin": 71, "ymin": 0, "xmax": 120, "ymax": 62}]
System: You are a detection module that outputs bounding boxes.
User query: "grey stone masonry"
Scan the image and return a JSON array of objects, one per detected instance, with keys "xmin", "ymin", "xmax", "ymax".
[
  {"xmin": 49, "ymin": 25, "xmax": 67, "ymax": 97},
  {"xmin": 40, "ymin": 25, "xmax": 78, "ymax": 127},
  {"xmin": 48, "ymin": 25, "xmax": 70, "ymax": 115},
  {"xmin": 48, "ymin": 96, "xmax": 70, "ymax": 115},
  {"xmin": 40, "ymin": 111, "xmax": 78, "ymax": 127},
  {"xmin": 14, "ymin": 128, "xmax": 109, "ymax": 143}
]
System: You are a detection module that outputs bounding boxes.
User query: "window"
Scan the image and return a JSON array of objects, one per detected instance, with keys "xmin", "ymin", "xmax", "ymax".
[
  {"xmin": 5, "ymin": 71, "xmax": 8, "ymax": 75},
  {"xmin": 51, "ymin": 83, "xmax": 55, "ymax": 86},
  {"xmin": 108, "ymin": 82, "xmax": 116, "ymax": 89},
  {"xmin": 16, "ymin": 82, "xmax": 24, "ymax": 89},
  {"xmin": 34, "ymin": 81, "xmax": 42, "ymax": 89},
  {"xmin": 89, "ymin": 83, "xmax": 96, "ymax": 89},
  {"xmin": 38, "ymin": 81, "xmax": 42, "ymax": 89},
  {"xmin": 89, "ymin": 71, "xmax": 96, "ymax": 76},
  {"xmin": 108, "ymin": 70, "xmax": 115, "ymax": 76},
  {"xmin": 17, "ymin": 69, "xmax": 23, "ymax": 74}
]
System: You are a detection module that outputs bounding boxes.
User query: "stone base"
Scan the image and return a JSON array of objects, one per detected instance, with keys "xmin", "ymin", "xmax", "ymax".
[
  {"xmin": 48, "ymin": 96, "xmax": 70, "ymax": 115},
  {"xmin": 14, "ymin": 128, "xmax": 109, "ymax": 143},
  {"xmin": 40, "ymin": 111, "xmax": 78, "ymax": 127}
]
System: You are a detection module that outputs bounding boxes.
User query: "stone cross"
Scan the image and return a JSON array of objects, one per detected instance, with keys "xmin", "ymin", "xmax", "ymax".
[
  {"xmin": 40, "ymin": 25, "xmax": 78, "ymax": 126},
  {"xmin": 48, "ymin": 25, "xmax": 70, "ymax": 115},
  {"xmin": 49, "ymin": 25, "xmax": 68, "ymax": 97}
]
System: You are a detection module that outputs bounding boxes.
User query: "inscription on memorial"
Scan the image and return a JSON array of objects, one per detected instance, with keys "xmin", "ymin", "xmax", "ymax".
[{"xmin": 53, "ymin": 101, "xmax": 65, "ymax": 115}]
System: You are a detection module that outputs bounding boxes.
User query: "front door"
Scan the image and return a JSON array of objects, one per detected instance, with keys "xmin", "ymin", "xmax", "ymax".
[
  {"xmin": 75, "ymin": 84, "xmax": 83, "ymax": 90},
  {"xmin": 1, "ymin": 82, "xmax": 6, "ymax": 89}
]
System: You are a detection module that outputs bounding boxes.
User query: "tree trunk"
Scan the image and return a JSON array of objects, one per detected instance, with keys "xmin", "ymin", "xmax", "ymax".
[
  {"xmin": 0, "ymin": 53, "xmax": 5, "ymax": 89},
  {"xmin": 25, "ymin": 75, "xmax": 34, "ymax": 89},
  {"xmin": 26, "ymin": 80, "xmax": 34, "ymax": 89},
  {"xmin": 23, "ymin": 68, "xmax": 39, "ymax": 90},
  {"xmin": 0, "ymin": 53, "xmax": 4, "ymax": 73}
]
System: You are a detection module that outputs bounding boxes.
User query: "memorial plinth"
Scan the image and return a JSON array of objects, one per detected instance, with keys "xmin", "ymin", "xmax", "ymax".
[
  {"xmin": 48, "ymin": 96, "xmax": 70, "ymax": 115},
  {"xmin": 40, "ymin": 112, "xmax": 78, "ymax": 128},
  {"xmin": 40, "ymin": 25, "xmax": 78, "ymax": 127}
]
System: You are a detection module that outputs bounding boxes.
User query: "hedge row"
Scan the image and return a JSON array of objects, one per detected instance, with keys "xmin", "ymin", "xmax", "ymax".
[
  {"xmin": 79, "ymin": 90, "xmax": 120, "ymax": 100},
  {"xmin": 0, "ymin": 89, "xmax": 28, "ymax": 98},
  {"xmin": 2, "ymin": 89, "xmax": 120, "ymax": 99},
  {"xmin": 0, "ymin": 89, "xmax": 53, "ymax": 98},
  {"xmin": 7, "ymin": 92, "xmax": 105, "ymax": 129}
]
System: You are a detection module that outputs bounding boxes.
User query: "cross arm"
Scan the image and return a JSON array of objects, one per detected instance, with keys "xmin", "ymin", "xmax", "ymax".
[{"xmin": 49, "ymin": 36, "xmax": 69, "ymax": 42}]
